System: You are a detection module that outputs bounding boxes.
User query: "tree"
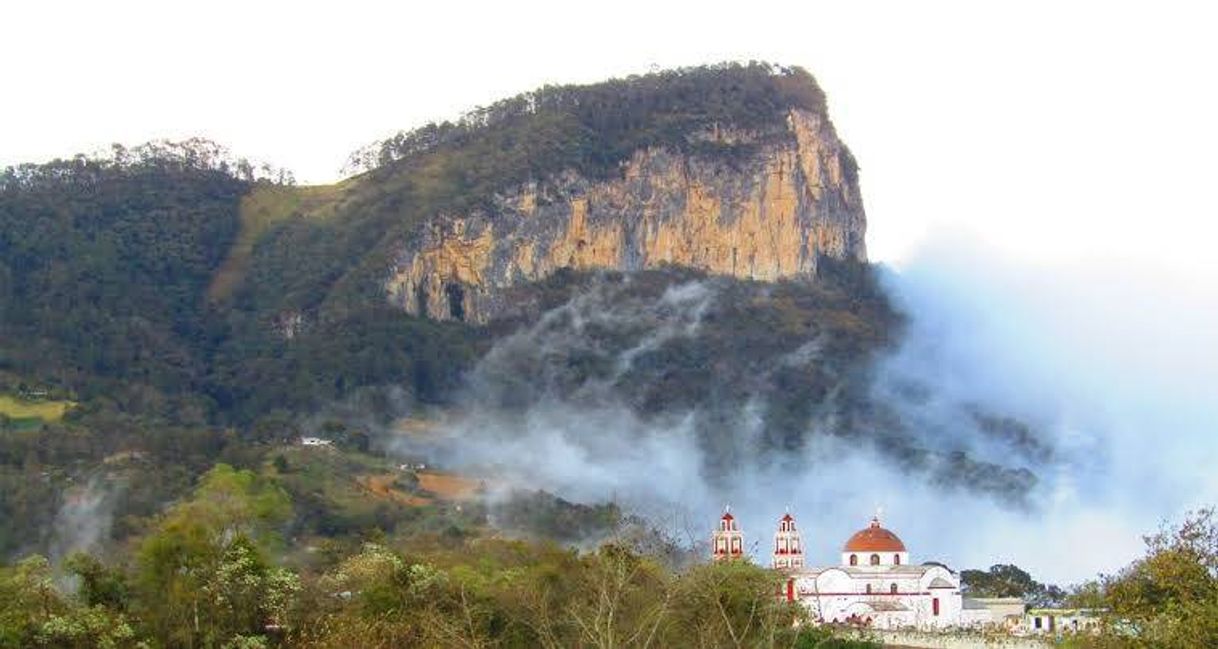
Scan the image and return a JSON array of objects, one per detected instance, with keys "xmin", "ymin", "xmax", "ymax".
[
  {"xmin": 0, "ymin": 555, "xmax": 137, "ymax": 649},
  {"xmin": 1100, "ymin": 508, "xmax": 1218, "ymax": 646},
  {"xmin": 961, "ymin": 563, "xmax": 1064, "ymax": 606},
  {"xmin": 135, "ymin": 464, "xmax": 294, "ymax": 648},
  {"xmin": 64, "ymin": 553, "xmax": 129, "ymax": 611},
  {"xmin": 665, "ymin": 559, "xmax": 804, "ymax": 648}
]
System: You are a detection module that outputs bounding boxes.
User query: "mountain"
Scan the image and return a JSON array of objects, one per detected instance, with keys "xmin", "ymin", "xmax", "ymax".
[
  {"xmin": 0, "ymin": 62, "xmax": 1047, "ymax": 560},
  {"xmin": 213, "ymin": 63, "xmax": 864, "ymax": 325},
  {"xmin": 383, "ymin": 98, "xmax": 865, "ymax": 323}
]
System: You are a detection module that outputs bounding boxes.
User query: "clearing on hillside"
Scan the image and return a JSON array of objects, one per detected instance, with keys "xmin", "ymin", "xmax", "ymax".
[
  {"xmin": 207, "ymin": 182, "xmax": 351, "ymax": 302},
  {"xmin": 358, "ymin": 473, "xmax": 431, "ymax": 506},
  {"xmin": 417, "ymin": 471, "xmax": 484, "ymax": 501},
  {"xmin": 0, "ymin": 395, "xmax": 74, "ymax": 422}
]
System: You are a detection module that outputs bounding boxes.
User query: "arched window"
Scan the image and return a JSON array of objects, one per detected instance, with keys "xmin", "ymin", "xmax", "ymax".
[
  {"xmin": 869, "ymin": 554, "xmax": 881, "ymax": 566},
  {"xmin": 890, "ymin": 583, "xmax": 898, "ymax": 594},
  {"xmin": 849, "ymin": 554, "xmax": 858, "ymax": 566},
  {"xmin": 865, "ymin": 584, "xmax": 872, "ymax": 594},
  {"xmin": 893, "ymin": 554, "xmax": 901, "ymax": 565}
]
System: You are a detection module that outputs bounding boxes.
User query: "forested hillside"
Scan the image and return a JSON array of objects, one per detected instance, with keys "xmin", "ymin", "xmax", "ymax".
[{"xmin": 0, "ymin": 62, "xmax": 1071, "ymax": 648}]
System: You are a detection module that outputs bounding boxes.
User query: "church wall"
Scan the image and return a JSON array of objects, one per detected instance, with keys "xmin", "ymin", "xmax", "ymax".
[{"xmin": 840, "ymin": 551, "xmax": 909, "ymax": 567}]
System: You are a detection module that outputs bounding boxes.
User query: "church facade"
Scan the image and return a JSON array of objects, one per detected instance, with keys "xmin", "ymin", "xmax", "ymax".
[{"xmin": 712, "ymin": 511, "xmax": 994, "ymax": 630}]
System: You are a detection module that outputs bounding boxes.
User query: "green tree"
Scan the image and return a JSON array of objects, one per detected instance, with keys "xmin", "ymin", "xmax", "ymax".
[
  {"xmin": 0, "ymin": 555, "xmax": 61, "ymax": 647},
  {"xmin": 135, "ymin": 464, "xmax": 294, "ymax": 648},
  {"xmin": 961, "ymin": 563, "xmax": 1064, "ymax": 606},
  {"xmin": 0, "ymin": 555, "xmax": 137, "ymax": 649},
  {"xmin": 1101, "ymin": 508, "xmax": 1218, "ymax": 646},
  {"xmin": 64, "ymin": 553, "xmax": 129, "ymax": 610}
]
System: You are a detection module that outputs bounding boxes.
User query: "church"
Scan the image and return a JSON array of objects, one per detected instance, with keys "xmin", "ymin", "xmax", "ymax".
[{"xmin": 712, "ymin": 510, "xmax": 995, "ymax": 630}]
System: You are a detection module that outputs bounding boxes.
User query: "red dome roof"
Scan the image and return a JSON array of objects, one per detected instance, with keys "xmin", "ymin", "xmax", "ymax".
[{"xmin": 843, "ymin": 517, "xmax": 906, "ymax": 552}]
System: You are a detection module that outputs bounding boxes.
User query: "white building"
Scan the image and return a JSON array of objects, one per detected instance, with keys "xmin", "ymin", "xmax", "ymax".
[
  {"xmin": 1024, "ymin": 608, "xmax": 1104, "ymax": 635},
  {"xmin": 714, "ymin": 511, "xmax": 996, "ymax": 630}
]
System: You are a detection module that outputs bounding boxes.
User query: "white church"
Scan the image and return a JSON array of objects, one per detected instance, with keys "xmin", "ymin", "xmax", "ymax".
[{"xmin": 712, "ymin": 511, "xmax": 998, "ymax": 630}]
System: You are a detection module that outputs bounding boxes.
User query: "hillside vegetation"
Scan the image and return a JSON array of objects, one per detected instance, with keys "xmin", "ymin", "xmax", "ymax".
[
  {"xmin": 0, "ymin": 62, "xmax": 853, "ymax": 425},
  {"xmin": 0, "ymin": 63, "xmax": 1072, "ymax": 649}
]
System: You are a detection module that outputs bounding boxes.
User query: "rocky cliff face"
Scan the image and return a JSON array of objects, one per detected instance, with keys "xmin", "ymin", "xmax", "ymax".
[{"xmin": 384, "ymin": 109, "xmax": 866, "ymax": 323}]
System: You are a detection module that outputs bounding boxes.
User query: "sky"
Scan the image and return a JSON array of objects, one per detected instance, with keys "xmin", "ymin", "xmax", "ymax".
[
  {"xmin": 10, "ymin": 0, "xmax": 1218, "ymax": 582},
  {"xmin": 5, "ymin": 0, "xmax": 1216, "ymax": 276}
]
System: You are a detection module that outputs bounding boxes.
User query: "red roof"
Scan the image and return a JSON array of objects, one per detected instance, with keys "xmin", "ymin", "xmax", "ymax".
[
  {"xmin": 721, "ymin": 512, "xmax": 734, "ymax": 521},
  {"xmin": 843, "ymin": 517, "xmax": 906, "ymax": 552},
  {"xmin": 781, "ymin": 513, "xmax": 795, "ymax": 522}
]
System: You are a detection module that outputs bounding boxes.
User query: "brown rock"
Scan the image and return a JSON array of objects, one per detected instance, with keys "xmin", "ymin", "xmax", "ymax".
[{"xmin": 384, "ymin": 109, "xmax": 866, "ymax": 323}]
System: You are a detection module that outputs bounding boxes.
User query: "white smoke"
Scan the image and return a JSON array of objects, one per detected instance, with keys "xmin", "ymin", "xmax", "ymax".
[
  {"xmin": 50, "ymin": 474, "xmax": 123, "ymax": 561},
  {"xmin": 864, "ymin": 236, "xmax": 1218, "ymax": 583},
  {"xmin": 406, "ymin": 239, "xmax": 1218, "ymax": 585}
]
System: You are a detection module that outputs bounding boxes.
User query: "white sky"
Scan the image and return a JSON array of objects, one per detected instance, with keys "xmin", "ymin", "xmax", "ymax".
[{"xmin": 4, "ymin": 1, "xmax": 1216, "ymax": 276}]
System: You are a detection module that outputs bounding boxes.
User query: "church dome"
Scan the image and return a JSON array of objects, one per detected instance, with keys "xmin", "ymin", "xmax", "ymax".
[{"xmin": 843, "ymin": 517, "xmax": 906, "ymax": 552}]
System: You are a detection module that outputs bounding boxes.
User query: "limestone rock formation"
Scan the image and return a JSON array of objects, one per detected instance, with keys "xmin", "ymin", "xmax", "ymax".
[{"xmin": 384, "ymin": 109, "xmax": 866, "ymax": 323}]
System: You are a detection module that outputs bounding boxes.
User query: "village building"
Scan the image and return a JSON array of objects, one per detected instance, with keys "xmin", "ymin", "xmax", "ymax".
[
  {"xmin": 714, "ymin": 510, "xmax": 1005, "ymax": 630},
  {"xmin": 1023, "ymin": 607, "xmax": 1104, "ymax": 635}
]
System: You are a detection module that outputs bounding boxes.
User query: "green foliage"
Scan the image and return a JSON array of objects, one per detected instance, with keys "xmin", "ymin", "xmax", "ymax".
[
  {"xmin": 960, "ymin": 563, "xmax": 1064, "ymax": 606},
  {"xmin": 493, "ymin": 490, "xmax": 622, "ymax": 543},
  {"xmin": 64, "ymin": 553, "xmax": 129, "ymax": 611},
  {"xmin": 1053, "ymin": 509, "xmax": 1218, "ymax": 648},
  {"xmin": 135, "ymin": 464, "xmax": 293, "ymax": 647},
  {"xmin": 291, "ymin": 539, "xmax": 816, "ymax": 648},
  {"xmin": 33, "ymin": 605, "xmax": 137, "ymax": 649},
  {"xmin": 0, "ymin": 141, "xmax": 251, "ymax": 405},
  {"xmin": 793, "ymin": 626, "xmax": 881, "ymax": 648},
  {"xmin": 350, "ymin": 62, "xmax": 828, "ymax": 183},
  {"xmin": 1099, "ymin": 508, "xmax": 1218, "ymax": 646}
]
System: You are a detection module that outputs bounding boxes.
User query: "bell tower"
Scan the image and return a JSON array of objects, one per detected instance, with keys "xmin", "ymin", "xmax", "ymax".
[
  {"xmin": 711, "ymin": 507, "xmax": 745, "ymax": 561},
  {"xmin": 772, "ymin": 511, "xmax": 805, "ymax": 570}
]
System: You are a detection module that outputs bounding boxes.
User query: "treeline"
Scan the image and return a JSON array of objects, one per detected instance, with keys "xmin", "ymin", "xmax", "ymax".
[
  {"xmin": 0, "ymin": 140, "xmax": 255, "ymax": 404},
  {"xmin": 0, "ymin": 139, "xmax": 294, "ymax": 190},
  {"xmin": 346, "ymin": 62, "xmax": 834, "ymax": 184},
  {"xmin": 0, "ymin": 464, "xmax": 877, "ymax": 649}
]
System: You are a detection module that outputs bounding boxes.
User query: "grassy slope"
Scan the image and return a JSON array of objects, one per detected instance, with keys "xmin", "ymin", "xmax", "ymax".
[
  {"xmin": 0, "ymin": 395, "xmax": 74, "ymax": 421},
  {"xmin": 207, "ymin": 181, "xmax": 353, "ymax": 302}
]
